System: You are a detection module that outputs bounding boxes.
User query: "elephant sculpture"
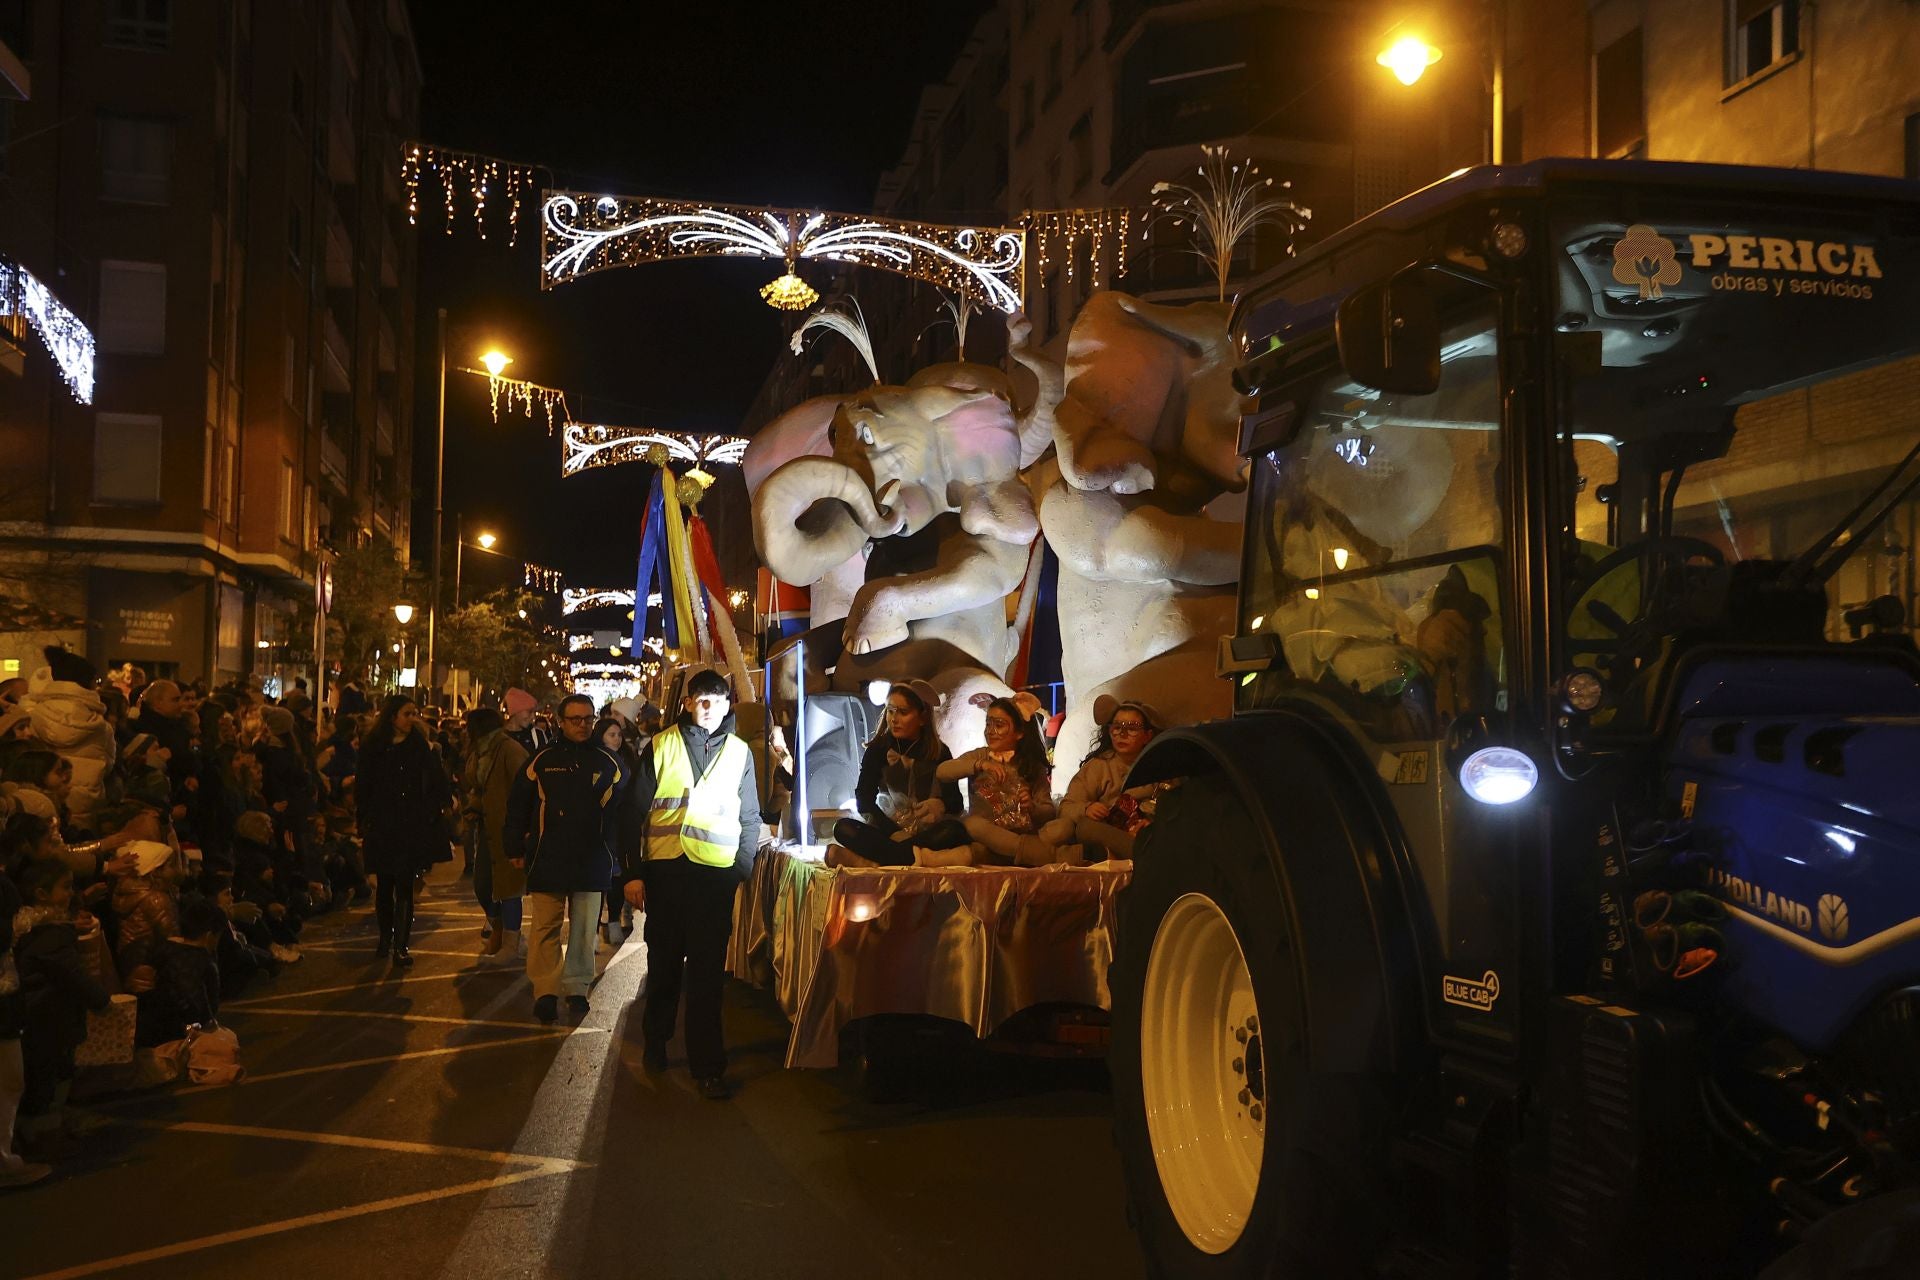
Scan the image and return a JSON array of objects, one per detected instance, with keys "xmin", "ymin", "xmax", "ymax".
[
  {"xmin": 1016, "ymin": 291, "xmax": 1249, "ymax": 766},
  {"xmin": 749, "ymin": 364, "xmax": 1050, "ymax": 749}
]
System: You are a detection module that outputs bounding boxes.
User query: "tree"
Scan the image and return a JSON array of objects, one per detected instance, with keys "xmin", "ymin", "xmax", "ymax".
[
  {"xmin": 325, "ymin": 536, "xmax": 410, "ymax": 686},
  {"xmin": 438, "ymin": 589, "xmax": 565, "ymax": 705}
]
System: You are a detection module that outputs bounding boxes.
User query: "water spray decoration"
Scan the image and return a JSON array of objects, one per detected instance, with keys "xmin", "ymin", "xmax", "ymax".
[
  {"xmin": 401, "ymin": 143, "xmax": 541, "ymax": 246},
  {"xmin": 791, "ymin": 298, "xmax": 880, "ymax": 384},
  {"xmin": 1022, "ymin": 208, "xmax": 1145, "ymax": 290},
  {"xmin": 542, "ymin": 192, "xmax": 1027, "ymax": 314},
  {"xmin": 1, "ymin": 258, "xmax": 96, "ymax": 404},
  {"xmin": 562, "ymin": 424, "xmax": 749, "ymax": 478},
  {"xmin": 1150, "ymin": 145, "xmax": 1312, "ymax": 303}
]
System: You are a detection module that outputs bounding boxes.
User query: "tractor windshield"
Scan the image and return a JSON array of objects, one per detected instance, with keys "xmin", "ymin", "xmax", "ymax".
[{"xmin": 1551, "ymin": 201, "xmax": 1920, "ymax": 690}]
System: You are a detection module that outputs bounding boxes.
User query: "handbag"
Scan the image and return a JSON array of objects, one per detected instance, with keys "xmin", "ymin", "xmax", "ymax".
[{"xmin": 75, "ymin": 993, "xmax": 137, "ymax": 1068}]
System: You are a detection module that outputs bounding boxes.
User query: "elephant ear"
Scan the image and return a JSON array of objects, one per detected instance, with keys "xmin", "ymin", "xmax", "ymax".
[
  {"xmin": 918, "ymin": 385, "xmax": 1020, "ymax": 474},
  {"xmin": 742, "ymin": 394, "xmax": 844, "ymax": 494}
]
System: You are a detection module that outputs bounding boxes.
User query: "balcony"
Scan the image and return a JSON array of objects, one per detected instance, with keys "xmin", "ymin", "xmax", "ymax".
[
  {"xmin": 377, "ymin": 313, "xmax": 396, "ymax": 374},
  {"xmin": 327, "ymin": 114, "xmax": 358, "ymax": 185},
  {"xmin": 321, "ymin": 309, "xmax": 352, "ymax": 393},
  {"xmin": 320, "ymin": 427, "xmax": 350, "ymax": 495},
  {"xmin": 375, "ymin": 402, "xmax": 395, "ymax": 458},
  {"xmin": 325, "ymin": 201, "xmax": 354, "ymax": 290}
]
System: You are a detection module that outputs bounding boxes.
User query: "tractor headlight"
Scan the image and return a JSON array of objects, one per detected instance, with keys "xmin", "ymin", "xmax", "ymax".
[{"xmin": 1459, "ymin": 746, "xmax": 1539, "ymax": 805}]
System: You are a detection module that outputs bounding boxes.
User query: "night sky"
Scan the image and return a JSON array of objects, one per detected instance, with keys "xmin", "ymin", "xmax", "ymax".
[{"xmin": 407, "ymin": 1, "xmax": 992, "ymax": 595}]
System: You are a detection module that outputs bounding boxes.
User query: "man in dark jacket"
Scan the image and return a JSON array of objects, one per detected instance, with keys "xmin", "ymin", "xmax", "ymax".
[
  {"xmin": 504, "ymin": 693, "xmax": 629, "ymax": 1025},
  {"xmin": 621, "ymin": 669, "xmax": 760, "ymax": 1100}
]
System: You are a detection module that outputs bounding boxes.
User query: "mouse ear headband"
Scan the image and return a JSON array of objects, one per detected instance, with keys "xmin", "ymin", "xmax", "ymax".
[
  {"xmin": 894, "ymin": 679, "xmax": 942, "ymax": 714},
  {"xmin": 1093, "ymin": 695, "xmax": 1165, "ymax": 732},
  {"xmin": 967, "ymin": 690, "xmax": 1041, "ymax": 723}
]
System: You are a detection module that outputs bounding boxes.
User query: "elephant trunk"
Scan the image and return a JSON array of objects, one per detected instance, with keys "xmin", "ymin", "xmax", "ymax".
[{"xmin": 752, "ymin": 455, "xmax": 897, "ymax": 587}]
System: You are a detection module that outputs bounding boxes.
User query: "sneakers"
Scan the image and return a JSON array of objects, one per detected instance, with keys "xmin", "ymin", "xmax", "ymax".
[
  {"xmin": 642, "ymin": 1043, "xmax": 668, "ymax": 1073},
  {"xmin": 566, "ymin": 995, "xmax": 589, "ymax": 1016},
  {"xmin": 0, "ymin": 1159, "xmax": 52, "ymax": 1189},
  {"xmin": 268, "ymin": 943, "xmax": 302, "ymax": 965},
  {"xmin": 534, "ymin": 994, "xmax": 558, "ymax": 1025},
  {"xmin": 695, "ymin": 1075, "xmax": 733, "ymax": 1101}
]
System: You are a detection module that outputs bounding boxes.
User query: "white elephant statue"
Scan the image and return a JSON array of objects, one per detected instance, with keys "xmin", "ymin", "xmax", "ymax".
[
  {"xmin": 749, "ymin": 364, "xmax": 1052, "ymax": 749},
  {"xmin": 1015, "ymin": 291, "xmax": 1249, "ymax": 768}
]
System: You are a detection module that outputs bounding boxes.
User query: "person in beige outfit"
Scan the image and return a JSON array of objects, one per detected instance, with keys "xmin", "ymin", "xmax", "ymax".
[{"xmin": 462, "ymin": 707, "xmax": 529, "ymax": 962}]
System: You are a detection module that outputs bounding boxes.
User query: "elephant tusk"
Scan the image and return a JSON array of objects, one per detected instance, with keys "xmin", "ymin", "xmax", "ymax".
[{"xmin": 874, "ymin": 478, "xmax": 901, "ymax": 515}]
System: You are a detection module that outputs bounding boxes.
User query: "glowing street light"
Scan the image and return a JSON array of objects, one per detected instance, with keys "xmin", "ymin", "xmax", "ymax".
[
  {"xmin": 480, "ymin": 349, "xmax": 513, "ymax": 378},
  {"xmin": 1378, "ymin": 35, "xmax": 1441, "ymax": 85},
  {"xmin": 393, "ymin": 603, "xmax": 415, "ymax": 625},
  {"xmin": 477, "ymin": 531, "xmax": 498, "ymax": 550}
]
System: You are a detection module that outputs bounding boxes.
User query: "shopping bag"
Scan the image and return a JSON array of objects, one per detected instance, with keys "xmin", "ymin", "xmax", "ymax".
[{"xmin": 74, "ymin": 993, "xmax": 137, "ymax": 1067}]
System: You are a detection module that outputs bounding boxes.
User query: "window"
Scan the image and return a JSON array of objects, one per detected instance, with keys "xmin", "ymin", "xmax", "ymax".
[
  {"xmin": 279, "ymin": 458, "xmax": 296, "ymax": 542},
  {"xmin": 104, "ymin": 0, "xmax": 169, "ymax": 51},
  {"xmin": 284, "ymin": 333, "xmax": 297, "ymax": 404},
  {"xmin": 98, "ymin": 261, "xmax": 166, "ymax": 354},
  {"xmin": 99, "ymin": 116, "xmax": 170, "ymax": 203},
  {"xmin": 1593, "ymin": 28, "xmax": 1644, "ymax": 158},
  {"xmin": 94, "ymin": 414, "xmax": 163, "ymax": 505},
  {"xmin": 1017, "ymin": 80, "xmax": 1033, "ymax": 138},
  {"xmin": 1069, "ymin": 114, "xmax": 1093, "ymax": 192},
  {"xmin": 1240, "ymin": 284, "xmax": 1505, "ymax": 739},
  {"xmin": 1044, "ymin": 39, "xmax": 1062, "ymax": 105},
  {"xmin": 1727, "ymin": 0, "xmax": 1799, "ymax": 85},
  {"xmin": 202, "ymin": 417, "xmax": 216, "ymax": 512}
]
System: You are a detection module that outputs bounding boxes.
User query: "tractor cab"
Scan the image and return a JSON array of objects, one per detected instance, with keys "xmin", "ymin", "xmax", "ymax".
[{"xmin": 1111, "ymin": 161, "xmax": 1920, "ymax": 1278}]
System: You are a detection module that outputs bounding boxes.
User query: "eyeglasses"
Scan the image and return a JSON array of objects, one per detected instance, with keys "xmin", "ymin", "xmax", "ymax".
[
  {"xmin": 560, "ymin": 714, "xmax": 594, "ymax": 724},
  {"xmin": 1110, "ymin": 723, "xmax": 1149, "ymax": 735}
]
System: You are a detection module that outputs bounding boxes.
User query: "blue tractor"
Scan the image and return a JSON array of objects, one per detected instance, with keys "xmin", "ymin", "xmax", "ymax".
[{"xmin": 1106, "ymin": 160, "xmax": 1920, "ymax": 1278}]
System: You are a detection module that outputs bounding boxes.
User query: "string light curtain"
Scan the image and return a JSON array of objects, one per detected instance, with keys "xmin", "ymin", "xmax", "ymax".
[{"xmin": 402, "ymin": 144, "xmax": 542, "ymax": 246}]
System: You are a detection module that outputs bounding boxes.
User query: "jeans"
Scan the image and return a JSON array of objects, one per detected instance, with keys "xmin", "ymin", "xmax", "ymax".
[
  {"xmin": 527, "ymin": 891, "xmax": 601, "ymax": 998},
  {"xmin": 641, "ymin": 857, "xmax": 742, "ymax": 1079},
  {"xmin": 375, "ymin": 873, "xmax": 415, "ymax": 949}
]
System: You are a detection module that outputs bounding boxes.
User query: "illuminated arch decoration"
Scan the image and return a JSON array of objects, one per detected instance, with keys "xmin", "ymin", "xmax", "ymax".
[
  {"xmin": 542, "ymin": 192, "xmax": 1027, "ymax": 314},
  {"xmin": 562, "ymin": 423, "xmax": 750, "ymax": 478},
  {"xmin": 562, "ymin": 587, "xmax": 662, "ymax": 617}
]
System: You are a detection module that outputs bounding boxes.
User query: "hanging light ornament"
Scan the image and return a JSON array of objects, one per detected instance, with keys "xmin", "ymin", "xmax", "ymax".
[{"xmin": 760, "ymin": 258, "xmax": 819, "ymax": 311}]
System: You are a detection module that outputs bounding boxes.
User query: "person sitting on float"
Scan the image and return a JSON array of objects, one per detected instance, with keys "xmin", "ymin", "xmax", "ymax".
[
  {"xmin": 828, "ymin": 680, "xmax": 970, "ymax": 868},
  {"xmin": 934, "ymin": 696, "xmax": 1055, "ymax": 866},
  {"xmin": 1040, "ymin": 696, "xmax": 1166, "ymax": 863}
]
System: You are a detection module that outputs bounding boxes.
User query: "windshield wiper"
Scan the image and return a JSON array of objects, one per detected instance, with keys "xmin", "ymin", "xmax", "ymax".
[{"xmin": 1781, "ymin": 436, "xmax": 1920, "ymax": 587}]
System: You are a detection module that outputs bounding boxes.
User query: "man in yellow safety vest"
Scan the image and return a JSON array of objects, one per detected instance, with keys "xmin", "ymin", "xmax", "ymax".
[{"xmin": 621, "ymin": 668, "xmax": 761, "ymax": 1100}]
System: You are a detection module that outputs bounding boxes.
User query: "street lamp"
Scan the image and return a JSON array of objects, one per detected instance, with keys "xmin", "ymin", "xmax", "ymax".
[
  {"xmin": 477, "ymin": 531, "xmax": 497, "ymax": 550},
  {"xmin": 1377, "ymin": 35, "xmax": 1441, "ymax": 85},
  {"xmin": 393, "ymin": 603, "xmax": 415, "ymax": 625},
  {"xmin": 453, "ymin": 516, "xmax": 506, "ymax": 610},
  {"xmin": 431, "ymin": 319, "xmax": 514, "ymax": 710}
]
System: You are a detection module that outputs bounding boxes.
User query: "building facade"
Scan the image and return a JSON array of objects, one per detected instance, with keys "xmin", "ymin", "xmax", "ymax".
[{"xmin": 0, "ymin": 0, "xmax": 420, "ymax": 691}]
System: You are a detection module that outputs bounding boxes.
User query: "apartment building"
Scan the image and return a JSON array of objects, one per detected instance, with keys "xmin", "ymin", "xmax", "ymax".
[{"xmin": 0, "ymin": 0, "xmax": 420, "ymax": 689}]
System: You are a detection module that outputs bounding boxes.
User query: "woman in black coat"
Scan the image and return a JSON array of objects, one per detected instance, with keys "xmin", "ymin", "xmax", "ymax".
[{"xmin": 354, "ymin": 695, "xmax": 449, "ymax": 966}]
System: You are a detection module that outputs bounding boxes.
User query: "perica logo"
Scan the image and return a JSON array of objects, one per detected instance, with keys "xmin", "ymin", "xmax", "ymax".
[{"xmin": 1612, "ymin": 224, "xmax": 1682, "ymax": 299}]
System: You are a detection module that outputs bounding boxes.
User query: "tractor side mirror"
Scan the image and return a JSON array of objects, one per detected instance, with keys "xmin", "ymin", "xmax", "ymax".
[{"xmin": 1335, "ymin": 271, "xmax": 1441, "ymax": 395}]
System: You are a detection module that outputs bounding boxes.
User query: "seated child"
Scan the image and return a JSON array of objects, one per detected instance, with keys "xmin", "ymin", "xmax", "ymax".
[
  {"xmin": 135, "ymin": 894, "xmax": 224, "ymax": 1048},
  {"xmin": 12, "ymin": 857, "xmax": 110, "ymax": 1157},
  {"xmin": 934, "ymin": 697, "xmax": 1056, "ymax": 867},
  {"xmin": 1041, "ymin": 697, "xmax": 1167, "ymax": 862},
  {"xmin": 829, "ymin": 680, "xmax": 970, "ymax": 868}
]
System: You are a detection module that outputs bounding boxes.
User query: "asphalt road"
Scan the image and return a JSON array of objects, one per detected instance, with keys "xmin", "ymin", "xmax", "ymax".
[{"xmin": 0, "ymin": 864, "xmax": 1144, "ymax": 1279}]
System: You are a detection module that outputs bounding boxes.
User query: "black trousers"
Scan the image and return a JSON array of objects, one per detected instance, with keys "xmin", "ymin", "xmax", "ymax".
[
  {"xmin": 831, "ymin": 816, "xmax": 970, "ymax": 866},
  {"xmin": 641, "ymin": 857, "xmax": 741, "ymax": 1079},
  {"xmin": 375, "ymin": 873, "xmax": 415, "ymax": 949}
]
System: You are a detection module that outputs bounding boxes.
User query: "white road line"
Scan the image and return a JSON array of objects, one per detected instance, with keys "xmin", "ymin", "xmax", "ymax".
[
  {"xmin": 172, "ymin": 1029, "xmax": 601, "ymax": 1094},
  {"xmin": 109, "ymin": 1116, "xmax": 589, "ymax": 1167},
  {"xmin": 293, "ymin": 945, "xmax": 484, "ymax": 959},
  {"xmin": 226, "ymin": 969, "xmax": 524, "ymax": 1006},
  {"xmin": 228, "ymin": 1007, "xmax": 552, "ymax": 1031},
  {"xmin": 21, "ymin": 1165, "xmax": 577, "ymax": 1280}
]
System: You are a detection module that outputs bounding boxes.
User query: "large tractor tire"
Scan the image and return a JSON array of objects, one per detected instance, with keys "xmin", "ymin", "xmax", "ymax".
[{"xmin": 1110, "ymin": 724, "xmax": 1422, "ymax": 1278}]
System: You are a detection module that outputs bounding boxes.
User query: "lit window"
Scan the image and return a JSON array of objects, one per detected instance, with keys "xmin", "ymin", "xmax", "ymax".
[
  {"xmin": 104, "ymin": 0, "xmax": 170, "ymax": 51},
  {"xmin": 1727, "ymin": 0, "xmax": 1799, "ymax": 84}
]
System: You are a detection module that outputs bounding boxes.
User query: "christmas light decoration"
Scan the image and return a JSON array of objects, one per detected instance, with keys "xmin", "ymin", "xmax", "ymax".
[
  {"xmin": 1022, "ymin": 208, "xmax": 1146, "ymax": 290},
  {"xmin": 460, "ymin": 365, "xmax": 572, "ymax": 434},
  {"xmin": 760, "ymin": 268, "xmax": 820, "ymax": 311},
  {"xmin": 791, "ymin": 298, "xmax": 879, "ymax": 384},
  {"xmin": 522, "ymin": 563, "xmax": 565, "ymax": 593},
  {"xmin": 562, "ymin": 588, "xmax": 663, "ymax": 617},
  {"xmin": 1, "ymin": 258, "xmax": 96, "ymax": 404},
  {"xmin": 543, "ymin": 193, "xmax": 1027, "ymax": 314},
  {"xmin": 401, "ymin": 143, "xmax": 540, "ymax": 246},
  {"xmin": 561, "ymin": 423, "xmax": 749, "ymax": 478},
  {"xmin": 1151, "ymin": 146, "xmax": 1312, "ymax": 303}
]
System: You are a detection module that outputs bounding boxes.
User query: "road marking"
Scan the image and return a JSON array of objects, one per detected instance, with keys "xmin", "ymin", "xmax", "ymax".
[
  {"xmin": 20, "ymin": 1120, "xmax": 587, "ymax": 1280},
  {"xmin": 293, "ymin": 945, "xmax": 486, "ymax": 959},
  {"xmin": 174, "ymin": 1029, "xmax": 601, "ymax": 1094},
  {"xmin": 226, "ymin": 969, "xmax": 523, "ymax": 1006},
  {"xmin": 229, "ymin": 1007, "xmax": 554, "ymax": 1031}
]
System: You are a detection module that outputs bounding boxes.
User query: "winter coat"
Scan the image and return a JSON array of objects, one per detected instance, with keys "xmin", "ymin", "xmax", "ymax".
[
  {"xmin": 135, "ymin": 938, "xmax": 220, "ymax": 1047},
  {"xmin": 504, "ymin": 739, "xmax": 631, "ymax": 894},
  {"xmin": 0, "ymin": 875, "xmax": 23, "ymax": 1040},
  {"xmin": 132, "ymin": 704, "xmax": 196, "ymax": 797},
  {"xmin": 112, "ymin": 874, "xmax": 179, "ymax": 970},
  {"xmin": 356, "ymin": 730, "xmax": 450, "ymax": 878},
  {"xmin": 14, "ymin": 907, "xmax": 111, "ymax": 1053},
  {"xmin": 464, "ymin": 729, "xmax": 529, "ymax": 900},
  {"xmin": 1057, "ymin": 752, "xmax": 1155, "ymax": 823},
  {"xmin": 23, "ymin": 671, "xmax": 115, "ymax": 829}
]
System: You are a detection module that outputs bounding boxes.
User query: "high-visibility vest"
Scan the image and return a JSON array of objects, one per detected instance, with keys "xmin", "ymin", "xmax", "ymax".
[{"xmin": 646, "ymin": 728, "xmax": 751, "ymax": 867}]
